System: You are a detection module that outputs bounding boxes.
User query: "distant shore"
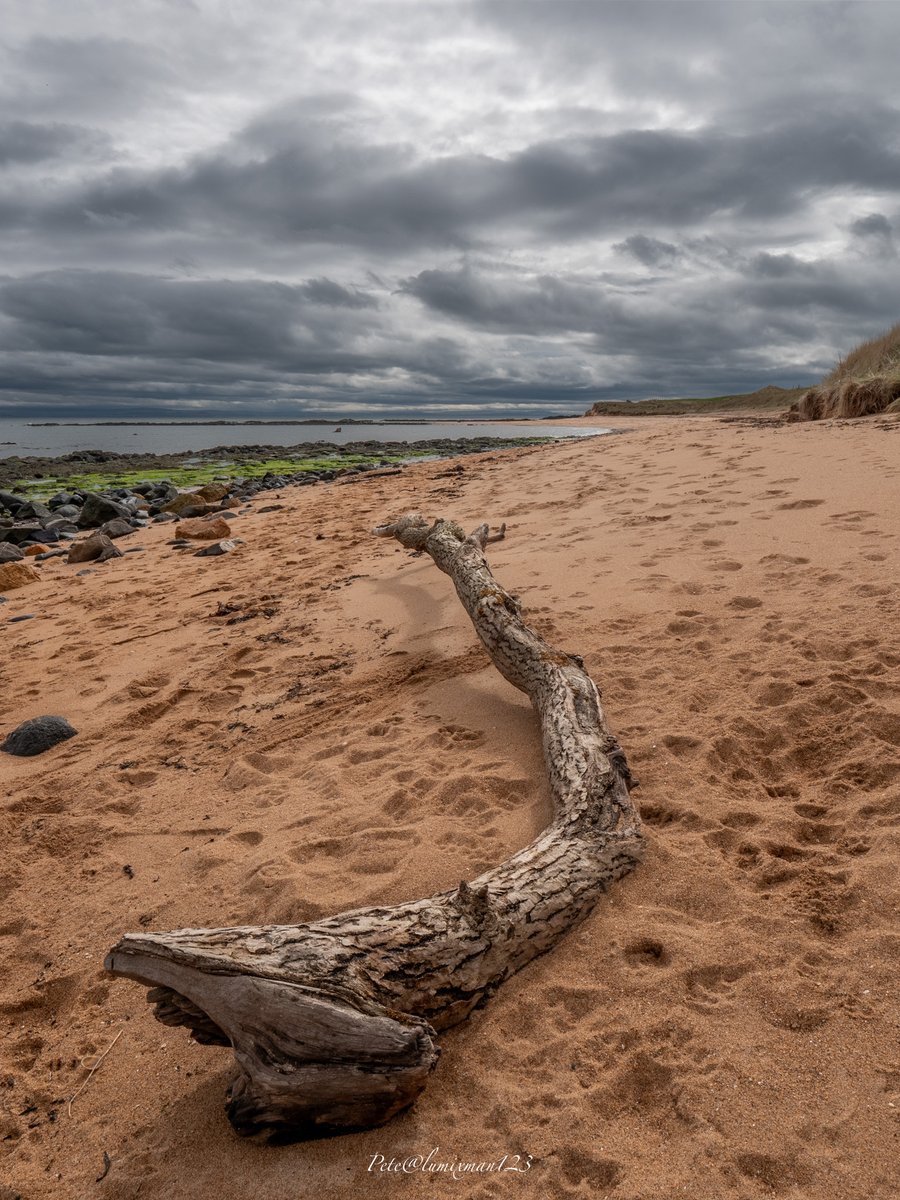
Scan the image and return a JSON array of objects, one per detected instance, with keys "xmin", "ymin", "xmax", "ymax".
[{"xmin": 26, "ymin": 415, "xmax": 578, "ymax": 427}]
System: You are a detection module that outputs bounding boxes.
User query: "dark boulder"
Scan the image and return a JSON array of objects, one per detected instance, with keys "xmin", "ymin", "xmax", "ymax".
[
  {"xmin": 153, "ymin": 481, "xmax": 179, "ymax": 503},
  {"xmin": 0, "ymin": 490, "xmax": 24, "ymax": 514},
  {"xmin": 15, "ymin": 500, "xmax": 53, "ymax": 522},
  {"xmin": 99, "ymin": 518, "xmax": 136, "ymax": 540},
  {"xmin": 28, "ymin": 527, "xmax": 60, "ymax": 544},
  {"xmin": 2, "ymin": 715, "xmax": 77, "ymax": 757},
  {"xmin": 0, "ymin": 543, "xmax": 24, "ymax": 563},
  {"xmin": 77, "ymin": 493, "xmax": 131, "ymax": 528},
  {"xmin": 2, "ymin": 522, "xmax": 45, "ymax": 545},
  {"xmin": 44, "ymin": 516, "xmax": 79, "ymax": 534}
]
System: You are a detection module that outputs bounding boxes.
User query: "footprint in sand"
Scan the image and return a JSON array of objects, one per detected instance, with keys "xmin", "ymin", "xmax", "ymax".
[
  {"xmin": 623, "ymin": 937, "xmax": 671, "ymax": 968},
  {"xmin": 728, "ymin": 595, "xmax": 762, "ymax": 609},
  {"xmin": 682, "ymin": 962, "xmax": 748, "ymax": 1014}
]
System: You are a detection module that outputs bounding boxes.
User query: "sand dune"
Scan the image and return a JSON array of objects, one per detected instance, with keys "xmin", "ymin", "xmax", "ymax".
[{"xmin": 1, "ymin": 415, "xmax": 899, "ymax": 1199}]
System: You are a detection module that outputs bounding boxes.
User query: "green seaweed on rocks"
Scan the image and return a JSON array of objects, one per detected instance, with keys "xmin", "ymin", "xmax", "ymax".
[{"xmin": 4, "ymin": 438, "xmax": 552, "ymax": 498}]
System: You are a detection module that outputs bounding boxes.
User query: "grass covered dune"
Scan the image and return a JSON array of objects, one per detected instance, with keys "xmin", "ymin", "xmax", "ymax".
[
  {"xmin": 583, "ymin": 320, "xmax": 900, "ymax": 422},
  {"xmin": 795, "ymin": 321, "xmax": 900, "ymax": 420}
]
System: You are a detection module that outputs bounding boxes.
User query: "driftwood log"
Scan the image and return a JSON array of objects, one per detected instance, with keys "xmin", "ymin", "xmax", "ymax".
[{"xmin": 105, "ymin": 514, "xmax": 644, "ymax": 1140}]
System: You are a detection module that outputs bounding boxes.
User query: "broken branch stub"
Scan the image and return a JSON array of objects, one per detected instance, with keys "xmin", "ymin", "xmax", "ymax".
[{"xmin": 104, "ymin": 513, "xmax": 643, "ymax": 1141}]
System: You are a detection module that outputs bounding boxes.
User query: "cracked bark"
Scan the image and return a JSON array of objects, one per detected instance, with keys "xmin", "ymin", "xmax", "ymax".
[{"xmin": 104, "ymin": 514, "xmax": 644, "ymax": 1141}]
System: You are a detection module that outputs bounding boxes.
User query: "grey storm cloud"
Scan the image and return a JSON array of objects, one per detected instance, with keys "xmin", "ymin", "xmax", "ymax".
[
  {"xmin": 614, "ymin": 235, "xmax": 681, "ymax": 268},
  {"xmin": 1, "ymin": 1, "xmax": 900, "ymax": 416}
]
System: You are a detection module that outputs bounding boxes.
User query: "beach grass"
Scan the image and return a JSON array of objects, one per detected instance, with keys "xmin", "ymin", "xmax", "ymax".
[{"xmin": 796, "ymin": 321, "xmax": 900, "ymax": 419}]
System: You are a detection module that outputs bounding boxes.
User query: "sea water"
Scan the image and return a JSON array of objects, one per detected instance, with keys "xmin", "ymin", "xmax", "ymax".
[{"xmin": 0, "ymin": 419, "xmax": 610, "ymax": 460}]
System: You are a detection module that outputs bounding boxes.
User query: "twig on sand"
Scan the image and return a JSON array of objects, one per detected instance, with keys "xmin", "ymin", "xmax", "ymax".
[{"xmin": 67, "ymin": 1029, "xmax": 123, "ymax": 1116}]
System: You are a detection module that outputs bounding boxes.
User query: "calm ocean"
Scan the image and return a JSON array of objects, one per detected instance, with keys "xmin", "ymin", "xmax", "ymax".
[{"xmin": 0, "ymin": 419, "xmax": 610, "ymax": 460}]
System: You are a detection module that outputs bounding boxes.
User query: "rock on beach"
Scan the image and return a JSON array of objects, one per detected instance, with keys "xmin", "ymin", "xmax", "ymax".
[
  {"xmin": 2, "ymin": 715, "xmax": 77, "ymax": 757},
  {"xmin": 0, "ymin": 560, "xmax": 41, "ymax": 591},
  {"xmin": 67, "ymin": 532, "xmax": 123, "ymax": 564},
  {"xmin": 175, "ymin": 515, "xmax": 232, "ymax": 540}
]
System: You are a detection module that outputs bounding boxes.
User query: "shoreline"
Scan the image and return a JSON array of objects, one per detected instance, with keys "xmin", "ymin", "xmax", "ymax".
[{"xmin": 0, "ymin": 432, "xmax": 592, "ymax": 494}]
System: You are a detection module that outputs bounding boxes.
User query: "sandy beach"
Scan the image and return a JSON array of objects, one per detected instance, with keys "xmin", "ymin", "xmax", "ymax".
[{"xmin": 2, "ymin": 413, "xmax": 899, "ymax": 1199}]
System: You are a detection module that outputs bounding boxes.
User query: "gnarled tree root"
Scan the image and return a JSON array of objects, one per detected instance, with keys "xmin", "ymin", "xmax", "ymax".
[{"xmin": 105, "ymin": 514, "xmax": 644, "ymax": 1141}]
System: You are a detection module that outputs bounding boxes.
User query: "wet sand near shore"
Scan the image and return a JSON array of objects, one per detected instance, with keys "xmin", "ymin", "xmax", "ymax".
[{"xmin": 1, "ymin": 415, "xmax": 898, "ymax": 1199}]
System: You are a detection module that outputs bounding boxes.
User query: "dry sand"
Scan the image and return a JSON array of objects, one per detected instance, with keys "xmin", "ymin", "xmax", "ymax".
[{"xmin": 1, "ymin": 414, "xmax": 898, "ymax": 1200}]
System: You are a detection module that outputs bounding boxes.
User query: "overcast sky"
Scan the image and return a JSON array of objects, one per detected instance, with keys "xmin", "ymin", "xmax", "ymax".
[{"xmin": 1, "ymin": 1, "xmax": 899, "ymax": 418}]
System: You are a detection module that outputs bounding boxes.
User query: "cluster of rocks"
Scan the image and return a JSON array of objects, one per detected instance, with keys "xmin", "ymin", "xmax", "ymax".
[
  {"xmin": 0, "ymin": 478, "xmax": 245, "ymax": 591},
  {"xmin": 0, "ymin": 436, "xmax": 525, "ymax": 593},
  {"xmin": 0, "ymin": 435, "xmax": 533, "ymax": 491}
]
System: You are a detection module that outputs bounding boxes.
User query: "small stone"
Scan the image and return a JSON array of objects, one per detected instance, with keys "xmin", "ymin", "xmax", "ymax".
[
  {"xmin": 194, "ymin": 539, "xmax": 237, "ymax": 557},
  {"xmin": 23, "ymin": 544, "xmax": 50, "ymax": 557},
  {"xmin": 0, "ymin": 560, "xmax": 41, "ymax": 592},
  {"xmin": 2, "ymin": 715, "xmax": 77, "ymax": 757},
  {"xmin": 175, "ymin": 515, "xmax": 232, "ymax": 541}
]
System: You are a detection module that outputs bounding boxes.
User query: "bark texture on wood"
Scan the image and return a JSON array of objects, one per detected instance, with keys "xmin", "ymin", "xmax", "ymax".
[{"xmin": 104, "ymin": 514, "xmax": 643, "ymax": 1140}]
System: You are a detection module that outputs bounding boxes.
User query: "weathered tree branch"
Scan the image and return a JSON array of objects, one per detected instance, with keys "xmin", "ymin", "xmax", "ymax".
[{"xmin": 104, "ymin": 514, "xmax": 643, "ymax": 1141}]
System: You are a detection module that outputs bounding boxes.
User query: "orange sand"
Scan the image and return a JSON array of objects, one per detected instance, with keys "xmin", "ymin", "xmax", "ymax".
[{"xmin": 1, "ymin": 414, "xmax": 899, "ymax": 1199}]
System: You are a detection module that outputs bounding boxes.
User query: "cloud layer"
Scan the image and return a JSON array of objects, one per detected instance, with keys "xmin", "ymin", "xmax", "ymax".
[{"xmin": 1, "ymin": 1, "xmax": 899, "ymax": 416}]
